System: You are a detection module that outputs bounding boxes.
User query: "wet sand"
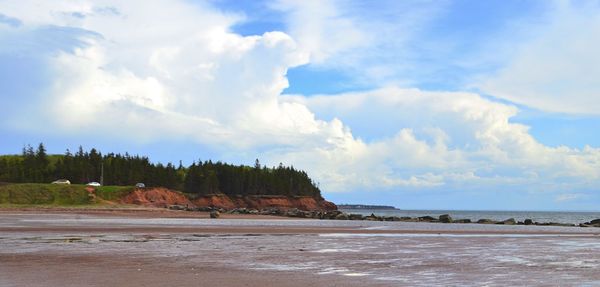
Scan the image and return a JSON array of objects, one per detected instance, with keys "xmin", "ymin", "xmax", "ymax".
[{"xmin": 1, "ymin": 209, "xmax": 600, "ymax": 286}]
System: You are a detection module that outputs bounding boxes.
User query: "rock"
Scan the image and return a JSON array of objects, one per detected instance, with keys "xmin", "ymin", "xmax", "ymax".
[
  {"xmin": 348, "ymin": 214, "xmax": 364, "ymax": 221},
  {"xmin": 167, "ymin": 204, "xmax": 186, "ymax": 210},
  {"xmin": 260, "ymin": 208, "xmax": 284, "ymax": 216},
  {"xmin": 400, "ymin": 217, "xmax": 413, "ymax": 221},
  {"xmin": 418, "ymin": 216, "xmax": 436, "ymax": 222},
  {"xmin": 453, "ymin": 219, "xmax": 471, "ymax": 224},
  {"xmin": 496, "ymin": 218, "xmax": 516, "ymax": 225},
  {"xmin": 285, "ymin": 208, "xmax": 301, "ymax": 217},
  {"xmin": 365, "ymin": 213, "xmax": 382, "ymax": 221},
  {"xmin": 439, "ymin": 214, "xmax": 453, "ymax": 223},
  {"xmin": 539, "ymin": 222, "xmax": 575, "ymax": 227},
  {"xmin": 477, "ymin": 219, "xmax": 497, "ymax": 224},
  {"xmin": 590, "ymin": 219, "xmax": 600, "ymax": 225},
  {"xmin": 209, "ymin": 210, "xmax": 220, "ymax": 218},
  {"xmin": 335, "ymin": 213, "xmax": 349, "ymax": 220},
  {"xmin": 524, "ymin": 219, "xmax": 533, "ymax": 225}
]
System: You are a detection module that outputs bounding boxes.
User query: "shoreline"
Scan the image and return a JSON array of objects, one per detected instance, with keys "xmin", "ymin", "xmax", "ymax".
[{"xmin": 1, "ymin": 208, "xmax": 599, "ymax": 236}]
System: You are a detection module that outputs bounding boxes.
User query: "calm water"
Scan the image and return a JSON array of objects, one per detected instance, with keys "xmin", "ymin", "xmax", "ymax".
[{"xmin": 340, "ymin": 209, "xmax": 600, "ymax": 224}]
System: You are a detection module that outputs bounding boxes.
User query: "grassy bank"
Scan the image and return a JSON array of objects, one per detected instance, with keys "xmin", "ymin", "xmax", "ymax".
[{"xmin": 0, "ymin": 183, "xmax": 133, "ymax": 206}]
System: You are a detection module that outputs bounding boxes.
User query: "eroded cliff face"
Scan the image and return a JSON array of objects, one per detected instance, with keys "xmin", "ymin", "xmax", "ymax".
[
  {"xmin": 120, "ymin": 188, "xmax": 194, "ymax": 208},
  {"xmin": 120, "ymin": 188, "xmax": 337, "ymax": 211},
  {"xmin": 193, "ymin": 194, "xmax": 337, "ymax": 211}
]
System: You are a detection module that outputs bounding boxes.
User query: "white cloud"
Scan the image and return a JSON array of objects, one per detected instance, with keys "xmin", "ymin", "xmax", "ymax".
[
  {"xmin": 1, "ymin": 0, "xmax": 600, "ymax": 196},
  {"xmin": 270, "ymin": 0, "xmax": 447, "ymax": 85},
  {"xmin": 554, "ymin": 193, "xmax": 584, "ymax": 202},
  {"xmin": 479, "ymin": 1, "xmax": 600, "ymax": 115},
  {"xmin": 280, "ymin": 87, "xmax": 600, "ymax": 191}
]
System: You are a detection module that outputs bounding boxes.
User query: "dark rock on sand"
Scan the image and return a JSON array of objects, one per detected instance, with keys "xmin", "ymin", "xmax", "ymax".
[
  {"xmin": 524, "ymin": 219, "xmax": 533, "ymax": 225},
  {"xmin": 418, "ymin": 216, "xmax": 436, "ymax": 222},
  {"xmin": 365, "ymin": 213, "xmax": 382, "ymax": 221},
  {"xmin": 439, "ymin": 214, "xmax": 453, "ymax": 223},
  {"xmin": 210, "ymin": 210, "xmax": 220, "ymax": 218},
  {"xmin": 167, "ymin": 205, "xmax": 186, "ymax": 210},
  {"xmin": 496, "ymin": 218, "xmax": 516, "ymax": 225},
  {"xmin": 477, "ymin": 219, "xmax": 497, "ymax": 224},
  {"xmin": 453, "ymin": 219, "xmax": 471, "ymax": 224},
  {"xmin": 349, "ymin": 214, "xmax": 365, "ymax": 221}
]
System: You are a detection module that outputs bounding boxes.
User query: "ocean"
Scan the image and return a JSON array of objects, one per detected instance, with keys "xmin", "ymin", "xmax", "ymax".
[{"xmin": 339, "ymin": 209, "xmax": 600, "ymax": 224}]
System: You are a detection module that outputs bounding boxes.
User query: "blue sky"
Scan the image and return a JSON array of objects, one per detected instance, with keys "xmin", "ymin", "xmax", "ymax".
[{"xmin": 1, "ymin": 0, "xmax": 600, "ymax": 210}]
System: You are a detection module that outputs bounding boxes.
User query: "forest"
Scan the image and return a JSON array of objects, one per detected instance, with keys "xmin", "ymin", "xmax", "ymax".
[{"xmin": 0, "ymin": 143, "xmax": 323, "ymax": 198}]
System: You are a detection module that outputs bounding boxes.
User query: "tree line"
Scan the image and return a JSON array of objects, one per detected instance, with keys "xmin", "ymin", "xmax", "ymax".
[{"xmin": 0, "ymin": 144, "xmax": 322, "ymax": 198}]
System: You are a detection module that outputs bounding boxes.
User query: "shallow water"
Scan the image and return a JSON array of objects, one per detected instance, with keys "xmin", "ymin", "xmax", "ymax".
[{"xmin": 340, "ymin": 209, "xmax": 600, "ymax": 224}]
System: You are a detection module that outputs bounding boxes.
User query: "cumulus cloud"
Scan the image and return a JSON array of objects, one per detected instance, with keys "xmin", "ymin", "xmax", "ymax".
[
  {"xmin": 270, "ymin": 0, "xmax": 446, "ymax": 85},
  {"xmin": 281, "ymin": 88, "xmax": 600, "ymax": 191},
  {"xmin": 479, "ymin": 1, "xmax": 600, "ymax": 115},
  {"xmin": 1, "ymin": 0, "xmax": 599, "ymax": 198}
]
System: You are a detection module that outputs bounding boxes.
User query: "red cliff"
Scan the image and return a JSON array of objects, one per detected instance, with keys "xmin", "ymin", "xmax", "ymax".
[{"xmin": 120, "ymin": 188, "xmax": 337, "ymax": 211}]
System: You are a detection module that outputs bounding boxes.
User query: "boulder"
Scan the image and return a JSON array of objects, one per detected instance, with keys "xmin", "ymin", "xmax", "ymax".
[
  {"xmin": 589, "ymin": 219, "xmax": 600, "ymax": 225},
  {"xmin": 167, "ymin": 204, "xmax": 186, "ymax": 210},
  {"xmin": 209, "ymin": 210, "xmax": 220, "ymax": 218},
  {"xmin": 496, "ymin": 218, "xmax": 516, "ymax": 225},
  {"xmin": 439, "ymin": 214, "xmax": 453, "ymax": 223},
  {"xmin": 453, "ymin": 219, "xmax": 471, "ymax": 224},
  {"xmin": 477, "ymin": 219, "xmax": 497, "ymax": 224},
  {"xmin": 418, "ymin": 216, "xmax": 436, "ymax": 222},
  {"xmin": 335, "ymin": 213, "xmax": 349, "ymax": 220},
  {"xmin": 365, "ymin": 213, "xmax": 382, "ymax": 221},
  {"xmin": 524, "ymin": 219, "xmax": 533, "ymax": 225},
  {"xmin": 349, "ymin": 214, "xmax": 365, "ymax": 221},
  {"xmin": 285, "ymin": 208, "xmax": 301, "ymax": 217}
]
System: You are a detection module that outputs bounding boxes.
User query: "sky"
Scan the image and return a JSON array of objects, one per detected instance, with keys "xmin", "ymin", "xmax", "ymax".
[{"xmin": 1, "ymin": 0, "xmax": 600, "ymax": 211}]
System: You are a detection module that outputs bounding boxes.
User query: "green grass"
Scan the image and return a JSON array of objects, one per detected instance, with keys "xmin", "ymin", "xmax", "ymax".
[
  {"xmin": 94, "ymin": 185, "xmax": 134, "ymax": 201},
  {"xmin": 0, "ymin": 183, "xmax": 90, "ymax": 205},
  {"xmin": 0, "ymin": 183, "xmax": 134, "ymax": 206}
]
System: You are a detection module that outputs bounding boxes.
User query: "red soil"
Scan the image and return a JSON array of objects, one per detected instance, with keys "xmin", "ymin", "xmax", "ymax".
[
  {"xmin": 120, "ymin": 188, "xmax": 194, "ymax": 208},
  {"xmin": 193, "ymin": 194, "xmax": 337, "ymax": 211},
  {"xmin": 119, "ymin": 188, "xmax": 337, "ymax": 211}
]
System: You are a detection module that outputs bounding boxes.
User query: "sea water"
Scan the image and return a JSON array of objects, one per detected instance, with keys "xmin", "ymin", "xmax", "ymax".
[{"xmin": 339, "ymin": 209, "xmax": 600, "ymax": 224}]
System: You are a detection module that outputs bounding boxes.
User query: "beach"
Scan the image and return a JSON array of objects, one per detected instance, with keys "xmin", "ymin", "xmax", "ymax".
[{"xmin": 1, "ymin": 209, "xmax": 600, "ymax": 286}]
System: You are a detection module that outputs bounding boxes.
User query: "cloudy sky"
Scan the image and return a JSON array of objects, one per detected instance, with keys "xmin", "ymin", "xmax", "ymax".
[{"xmin": 1, "ymin": 0, "xmax": 600, "ymax": 210}]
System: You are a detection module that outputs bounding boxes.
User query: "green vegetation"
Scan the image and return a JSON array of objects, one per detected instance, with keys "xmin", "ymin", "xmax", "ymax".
[
  {"xmin": 0, "ymin": 183, "xmax": 91, "ymax": 205},
  {"xmin": 94, "ymin": 185, "xmax": 134, "ymax": 201},
  {"xmin": 0, "ymin": 183, "xmax": 134, "ymax": 206},
  {"xmin": 0, "ymin": 143, "xmax": 323, "ymax": 199}
]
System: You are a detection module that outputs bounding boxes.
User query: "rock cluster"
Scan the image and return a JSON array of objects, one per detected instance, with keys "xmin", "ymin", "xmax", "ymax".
[
  {"xmin": 580, "ymin": 219, "xmax": 600, "ymax": 227},
  {"xmin": 167, "ymin": 205, "xmax": 599, "ymax": 228}
]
